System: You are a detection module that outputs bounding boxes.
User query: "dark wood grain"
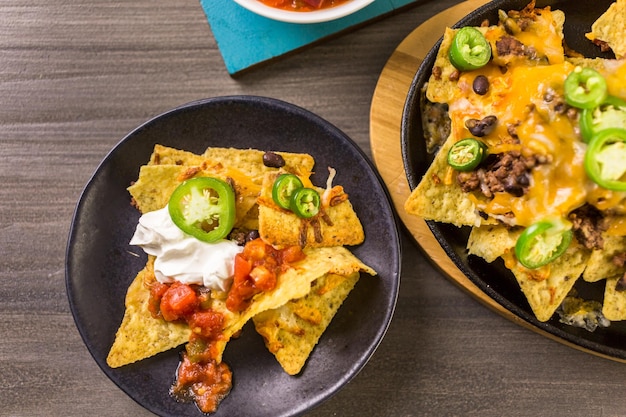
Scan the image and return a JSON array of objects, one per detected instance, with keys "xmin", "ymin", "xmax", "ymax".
[{"xmin": 2, "ymin": 1, "xmax": 626, "ymax": 416}]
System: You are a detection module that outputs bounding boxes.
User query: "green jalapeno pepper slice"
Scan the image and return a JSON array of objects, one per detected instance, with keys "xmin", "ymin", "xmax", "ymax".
[
  {"xmin": 564, "ymin": 67, "xmax": 608, "ymax": 109},
  {"xmin": 272, "ymin": 174, "xmax": 304, "ymax": 210},
  {"xmin": 290, "ymin": 187, "xmax": 320, "ymax": 219},
  {"xmin": 515, "ymin": 219, "xmax": 573, "ymax": 269},
  {"xmin": 168, "ymin": 177, "xmax": 236, "ymax": 242},
  {"xmin": 584, "ymin": 128, "xmax": 626, "ymax": 191},
  {"xmin": 449, "ymin": 27, "xmax": 492, "ymax": 71},
  {"xmin": 580, "ymin": 95, "xmax": 626, "ymax": 142},
  {"xmin": 447, "ymin": 138, "xmax": 487, "ymax": 171}
]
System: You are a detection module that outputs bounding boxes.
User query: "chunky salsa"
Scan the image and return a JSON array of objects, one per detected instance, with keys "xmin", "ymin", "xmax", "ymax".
[
  {"xmin": 258, "ymin": 0, "xmax": 351, "ymax": 12},
  {"xmin": 145, "ymin": 237, "xmax": 306, "ymax": 413}
]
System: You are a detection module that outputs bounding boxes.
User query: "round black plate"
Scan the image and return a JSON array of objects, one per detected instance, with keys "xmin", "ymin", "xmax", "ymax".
[
  {"xmin": 401, "ymin": 0, "xmax": 626, "ymax": 360},
  {"xmin": 66, "ymin": 96, "xmax": 401, "ymax": 416}
]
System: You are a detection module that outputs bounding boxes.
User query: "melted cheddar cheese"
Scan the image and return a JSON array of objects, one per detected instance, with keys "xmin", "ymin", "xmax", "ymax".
[{"xmin": 445, "ymin": 25, "xmax": 626, "ymax": 227}]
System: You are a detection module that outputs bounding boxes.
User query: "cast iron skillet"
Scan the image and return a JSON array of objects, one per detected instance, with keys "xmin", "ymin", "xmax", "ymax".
[
  {"xmin": 401, "ymin": 0, "xmax": 626, "ymax": 360},
  {"xmin": 66, "ymin": 96, "xmax": 401, "ymax": 416}
]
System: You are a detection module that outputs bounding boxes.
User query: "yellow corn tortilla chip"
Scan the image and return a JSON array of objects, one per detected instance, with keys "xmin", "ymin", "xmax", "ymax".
[
  {"xmin": 583, "ymin": 235, "xmax": 626, "ymax": 282},
  {"xmin": 404, "ymin": 136, "xmax": 496, "ymax": 227},
  {"xmin": 127, "ymin": 164, "xmax": 258, "ymax": 226},
  {"xmin": 586, "ymin": 0, "xmax": 626, "ymax": 59},
  {"xmin": 258, "ymin": 172, "xmax": 366, "ymax": 248},
  {"xmin": 202, "ymin": 147, "xmax": 315, "ymax": 185},
  {"xmin": 148, "ymin": 144, "xmax": 207, "ymax": 166},
  {"xmin": 108, "ymin": 247, "xmax": 375, "ymax": 367},
  {"xmin": 603, "ymin": 276, "xmax": 626, "ymax": 320},
  {"xmin": 468, "ymin": 224, "xmax": 591, "ymax": 322},
  {"xmin": 253, "ymin": 271, "xmax": 361, "ymax": 375},
  {"xmin": 467, "ymin": 225, "xmax": 521, "ymax": 263},
  {"xmin": 511, "ymin": 243, "xmax": 590, "ymax": 322},
  {"xmin": 106, "ymin": 256, "xmax": 191, "ymax": 368}
]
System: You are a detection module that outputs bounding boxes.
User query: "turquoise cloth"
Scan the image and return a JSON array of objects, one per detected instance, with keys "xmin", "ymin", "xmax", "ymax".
[{"xmin": 200, "ymin": 0, "xmax": 417, "ymax": 75}]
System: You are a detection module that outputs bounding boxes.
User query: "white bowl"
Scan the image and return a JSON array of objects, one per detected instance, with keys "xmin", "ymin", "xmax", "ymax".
[{"xmin": 232, "ymin": 0, "xmax": 376, "ymax": 24}]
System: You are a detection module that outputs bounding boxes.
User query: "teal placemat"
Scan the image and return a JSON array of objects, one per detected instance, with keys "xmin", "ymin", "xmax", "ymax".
[{"xmin": 200, "ymin": 0, "xmax": 419, "ymax": 75}]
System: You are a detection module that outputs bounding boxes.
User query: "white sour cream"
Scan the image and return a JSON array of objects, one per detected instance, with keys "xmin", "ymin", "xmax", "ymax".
[{"xmin": 129, "ymin": 207, "xmax": 243, "ymax": 292}]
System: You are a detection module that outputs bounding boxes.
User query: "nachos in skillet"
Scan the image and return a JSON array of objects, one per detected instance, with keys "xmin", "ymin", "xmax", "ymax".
[
  {"xmin": 107, "ymin": 144, "xmax": 375, "ymax": 413},
  {"xmin": 404, "ymin": 1, "xmax": 626, "ymax": 327}
]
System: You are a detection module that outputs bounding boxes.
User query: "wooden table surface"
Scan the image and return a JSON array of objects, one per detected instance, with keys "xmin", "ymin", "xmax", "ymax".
[{"xmin": 3, "ymin": 1, "xmax": 626, "ymax": 416}]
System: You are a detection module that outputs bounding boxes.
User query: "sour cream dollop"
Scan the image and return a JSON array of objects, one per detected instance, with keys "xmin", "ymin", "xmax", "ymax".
[{"xmin": 129, "ymin": 207, "xmax": 243, "ymax": 292}]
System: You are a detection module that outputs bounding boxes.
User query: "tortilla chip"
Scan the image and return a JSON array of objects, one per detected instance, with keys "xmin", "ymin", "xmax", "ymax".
[
  {"xmin": 149, "ymin": 144, "xmax": 207, "ymax": 166},
  {"xmin": 583, "ymin": 235, "xmax": 626, "ymax": 282},
  {"xmin": 603, "ymin": 276, "xmax": 626, "ymax": 320},
  {"xmin": 108, "ymin": 246, "xmax": 375, "ymax": 367},
  {"xmin": 202, "ymin": 147, "xmax": 315, "ymax": 185},
  {"xmin": 253, "ymin": 271, "xmax": 360, "ymax": 375},
  {"xmin": 258, "ymin": 172, "xmax": 366, "ymax": 248},
  {"xmin": 468, "ymin": 224, "xmax": 591, "ymax": 322},
  {"xmin": 511, "ymin": 243, "xmax": 590, "ymax": 322},
  {"xmin": 586, "ymin": 0, "xmax": 626, "ymax": 59},
  {"xmin": 106, "ymin": 256, "xmax": 191, "ymax": 368},
  {"xmin": 127, "ymin": 163, "xmax": 259, "ymax": 225},
  {"xmin": 404, "ymin": 136, "xmax": 495, "ymax": 227},
  {"xmin": 467, "ymin": 225, "xmax": 521, "ymax": 263}
]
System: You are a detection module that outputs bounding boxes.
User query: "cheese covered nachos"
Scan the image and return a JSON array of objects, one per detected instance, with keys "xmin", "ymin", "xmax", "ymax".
[
  {"xmin": 107, "ymin": 144, "xmax": 375, "ymax": 413},
  {"xmin": 405, "ymin": 1, "xmax": 626, "ymax": 326}
]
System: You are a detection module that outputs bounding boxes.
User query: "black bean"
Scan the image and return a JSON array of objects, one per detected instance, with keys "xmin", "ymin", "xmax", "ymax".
[
  {"xmin": 465, "ymin": 115, "xmax": 498, "ymax": 137},
  {"xmin": 246, "ymin": 230, "xmax": 260, "ymax": 242},
  {"xmin": 473, "ymin": 75, "xmax": 490, "ymax": 95},
  {"xmin": 263, "ymin": 151, "xmax": 285, "ymax": 168}
]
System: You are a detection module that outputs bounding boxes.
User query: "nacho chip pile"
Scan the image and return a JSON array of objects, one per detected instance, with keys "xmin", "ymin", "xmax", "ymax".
[
  {"xmin": 405, "ymin": 1, "xmax": 626, "ymax": 325},
  {"xmin": 107, "ymin": 144, "xmax": 375, "ymax": 394}
]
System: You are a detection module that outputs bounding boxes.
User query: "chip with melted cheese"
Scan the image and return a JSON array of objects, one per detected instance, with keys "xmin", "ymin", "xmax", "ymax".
[
  {"xmin": 404, "ymin": 1, "xmax": 626, "ymax": 323},
  {"xmin": 108, "ymin": 144, "xmax": 375, "ymax": 381},
  {"xmin": 258, "ymin": 171, "xmax": 366, "ymax": 248}
]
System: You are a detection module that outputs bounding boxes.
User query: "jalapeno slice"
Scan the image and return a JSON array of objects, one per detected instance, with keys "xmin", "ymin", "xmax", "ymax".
[
  {"xmin": 515, "ymin": 219, "xmax": 573, "ymax": 269},
  {"xmin": 584, "ymin": 128, "xmax": 626, "ymax": 191},
  {"xmin": 272, "ymin": 174, "xmax": 304, "ymax": 210},
  {"xmin": 447, "ymin": 138, "xmax": 487, "ymax": 171},
  {"xmin": 564, "ymin": 67, "xmax": 608, "ymax": 109},
  {"xmin": 290, "ymin": 187, "xmax": 320, "ymax": 219},
  {"xmin": 168, "ymin": 177, "xmax": 236, "ymax": 242},
  {"xmin": 449, "ymin": 27, "xmax": 492, "ymax": 71},
  {"xmin": 580, "ymin": 96, "xmax": 626, "ymax": 142}
]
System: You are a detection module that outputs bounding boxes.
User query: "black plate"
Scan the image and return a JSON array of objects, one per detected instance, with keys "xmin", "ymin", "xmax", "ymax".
[
  {"xmin": 401, "ymin": 0, "xmax": 626, "ymax": 360},
  {"xmin": 66, "ymin": 96, "xmax": 401, "ymax": 416}
]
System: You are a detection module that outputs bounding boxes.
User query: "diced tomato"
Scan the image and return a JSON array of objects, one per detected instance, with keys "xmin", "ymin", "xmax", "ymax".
[
  {"xmin": 160, "ymin": 282, "xmax": 199, "ymax": 321},
  {"xmin": 280, "ymin": 245, "xmax": 306, "ymax": 263},
  {"xmin": 242, "ymin": 238, "xmax": 267, "ymax": 260},
  {"xmin": 188, "ymin": 310, "xmax": 224, "ymax": 340},
  {"xmin": 249, "ymin": 265, "xmax": 276, "ymax": 291},
  {"xmin": 147, "ymin": 282, "xmax": 170, "ymax": 318}
]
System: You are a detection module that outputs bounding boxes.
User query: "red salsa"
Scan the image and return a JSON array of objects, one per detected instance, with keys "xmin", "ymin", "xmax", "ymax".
[
  {"xmin": 145, "ymin": 237, "xmax": 306, "ymax": 413},
  {"xmin": 226, "ymin": 238, "xmax": 306, "ymax": 312},
  {"xmin": 258, "ymin": 0, "xmax": 351, "ymax": 12}
]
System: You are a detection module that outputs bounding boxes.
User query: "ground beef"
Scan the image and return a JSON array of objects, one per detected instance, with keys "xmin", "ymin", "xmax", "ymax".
[
  {"xmin": 496, "ymin": 36, "xmax": 526, "ymax": 56},
  {"xmin": 568, "ymin": 205, "xmax": 608, "ymax": 251},
  {"xmin": 456, "ymin": 151, "xmax": 539, "ymax": 198}
]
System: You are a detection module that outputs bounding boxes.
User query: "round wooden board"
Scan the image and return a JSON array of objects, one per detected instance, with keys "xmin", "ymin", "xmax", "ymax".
[{"xmin": 369, "ymin": 0, "xmax": 626, "ymax": 362}]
